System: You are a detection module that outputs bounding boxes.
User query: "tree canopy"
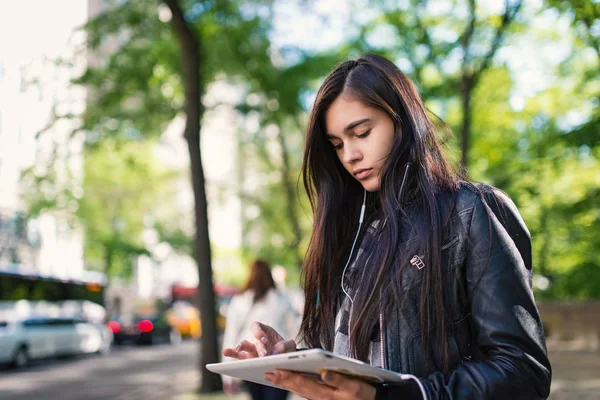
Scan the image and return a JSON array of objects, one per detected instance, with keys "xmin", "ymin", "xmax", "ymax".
[{"xmin": 26, "ymin": 0, "xmax": 600, "ymax": 312}]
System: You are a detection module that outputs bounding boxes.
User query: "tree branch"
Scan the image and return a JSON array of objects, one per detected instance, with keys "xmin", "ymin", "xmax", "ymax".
[
  {"xmin": 411, "ymin": 0, "xmax": 437, "ymax": 70},
  {"xmin": 277, "ymin": 122, "xmax": 303, "ymax": 269},
  {"xmin": 461, "ymin": 0, "xmax": 477, "ymax": 72},
  {"xmin": 472, "ymin": 0, "xmax": 523, "ymax": 86}
]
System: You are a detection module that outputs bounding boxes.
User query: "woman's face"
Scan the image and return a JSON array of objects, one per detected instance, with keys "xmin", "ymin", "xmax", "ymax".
[{"xmin": 325, "ymin": 95, "xmax": 397, "ymax": 192}]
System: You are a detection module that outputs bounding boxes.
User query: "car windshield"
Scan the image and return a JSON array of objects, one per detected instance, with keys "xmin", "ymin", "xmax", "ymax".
[{"xmin": 134, "ymin": 315, "xmax": 157, "ymax": 322}]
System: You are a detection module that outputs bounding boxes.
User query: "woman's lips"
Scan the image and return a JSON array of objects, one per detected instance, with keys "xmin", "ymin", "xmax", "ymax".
[{"xmin": 354, "ymin": 168, "xmax": 373, "ymax": 180}]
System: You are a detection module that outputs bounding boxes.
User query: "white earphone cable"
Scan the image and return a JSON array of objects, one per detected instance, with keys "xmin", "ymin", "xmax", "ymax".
[
  {"xmin": 341, "ymin": 189, "xmax": 366, "ymax": 304},
  {"xmin": 340, "ymin": 163, "xmax": 410, "ymax": 363}
]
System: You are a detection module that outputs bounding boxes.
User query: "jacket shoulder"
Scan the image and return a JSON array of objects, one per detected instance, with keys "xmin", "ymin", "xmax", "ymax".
[
  {"xmin": 454, "ymin": 181, "xmax": 520, "ymax": 218},
  {"xmin": 454, "ymin": 181, "xmax": 532, "ymax": 270},
  {"xmin": 453, "ymin": 181, "xmax": 482, "ymax": 211}
]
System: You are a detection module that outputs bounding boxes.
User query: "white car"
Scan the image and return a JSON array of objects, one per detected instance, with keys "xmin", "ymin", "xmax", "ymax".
[{"xmin": 0, "ymin": 317, "xmax": 113, "ymax": 368}]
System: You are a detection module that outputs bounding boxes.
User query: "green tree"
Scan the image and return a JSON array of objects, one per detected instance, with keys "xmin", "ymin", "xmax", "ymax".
[
  {"xmin": 22, "ymin": 137, "xmax": 179, "ymax": 277},
  {"xmin": 51, "ymin": 0, "xmax": 286, "ymax": 392},
  {"xmin": 359, "ymin": 0, "xmax": 524, "ymax": 170},
  {"xmin": 78, "ymin": 138, "xmax": 179, "ymax": 277},
  {"xmin": 231, "ymin": 53, "xmax": 345, "ymax": 271},
  {"xmin": 327, "ymin": 0, "xmax": 598, "ymax": 297}
]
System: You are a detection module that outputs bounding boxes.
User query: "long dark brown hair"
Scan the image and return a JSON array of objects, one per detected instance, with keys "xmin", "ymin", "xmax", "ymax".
[
  {"xmin": 243, "ymin": 259, "xmax": 277, "ymax": 304},
  {"xmin": 299, "ymin": 54, "xmax": 460, "ymax": 366}
]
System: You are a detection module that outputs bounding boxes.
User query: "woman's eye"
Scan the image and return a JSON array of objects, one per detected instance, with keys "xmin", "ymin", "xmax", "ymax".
[
  {"xmin": 333, "ymin": 143, "xmax": 343, "ymax": 150},
  {"xmin": 357, "ymin": 129, "xmax": 371, "ymax": 139}
]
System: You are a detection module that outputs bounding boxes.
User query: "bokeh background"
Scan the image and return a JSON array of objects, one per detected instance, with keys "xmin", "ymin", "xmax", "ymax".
[{"xmin": 0, "ymin": 0, "xmax": 598, "ymax": 399}]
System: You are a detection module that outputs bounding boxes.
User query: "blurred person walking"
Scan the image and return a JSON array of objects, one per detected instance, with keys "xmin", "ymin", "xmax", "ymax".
[{"xmin": 221, "ymin": 259, "xmax": 299, "ymax": 400}]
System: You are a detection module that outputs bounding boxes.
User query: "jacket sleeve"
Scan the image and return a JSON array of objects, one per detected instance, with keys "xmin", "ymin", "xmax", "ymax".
[{"xmin": 379, "ymin": 193, "xmax": 552, "ymax": 399}]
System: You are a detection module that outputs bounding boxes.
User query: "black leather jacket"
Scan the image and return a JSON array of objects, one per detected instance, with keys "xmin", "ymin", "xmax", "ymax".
[{"xmin": 377, "ymin": 182, "xmax": 552, "ymax": 399}]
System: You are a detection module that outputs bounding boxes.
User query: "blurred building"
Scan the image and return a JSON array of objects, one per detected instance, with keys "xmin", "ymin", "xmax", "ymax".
[
  {"xmin": 0, "ymin": 1, "xmax": 244, "ymax": 312},
  {"xmin": 0, "ymin": 0, "xmax": 88, "ymax": 278}
]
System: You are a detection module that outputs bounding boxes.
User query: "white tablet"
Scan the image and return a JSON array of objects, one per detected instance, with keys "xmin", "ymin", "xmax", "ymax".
[{"xmin": 207, "ymin": 348, "xmax": 417, "ymax": 389}]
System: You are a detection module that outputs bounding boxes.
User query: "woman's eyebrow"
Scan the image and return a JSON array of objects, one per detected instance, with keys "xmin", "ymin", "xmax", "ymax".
[{"xmin": 326, "ymin": 118, "xmax": 372, "ymax": 139}]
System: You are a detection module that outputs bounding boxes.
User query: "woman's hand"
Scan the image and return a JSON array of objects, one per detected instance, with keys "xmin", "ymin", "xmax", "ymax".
[
  {"xmin": 222, "ymin": 321, "xmax": 297, "ymax": 359},
  {"xmin": 265, "ymin": 369, "xmax": 376, "ymax": 400}
]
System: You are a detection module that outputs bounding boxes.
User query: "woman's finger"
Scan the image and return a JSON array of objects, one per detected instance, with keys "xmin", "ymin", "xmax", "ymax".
[
  {"xmin": 249, "ymin": 321, "xmax": 274, "ymax": 356},
  {"xmin": 237, "ymin": 340, "xmax": 260, "ymax": 358},
  {"xmin": 222, "ymin": 340, "xmax": 260, "ymax": 360},
  {"xmin": 273, "ymin": 339, "xmax": 297, "ymax": 354},
  {"xmin": 249, "ymin": 321, "xmax": 273, "ymax": 343},
  {"xmin": 221, "ymin": 348, "xmax": 238, "ymax": 358},
  {"xmin": 321, "ymin": 370, "xmax": 355, "ymax": 390},
  {"xmin": 266, "ymin": 370, "xmax": 338, "ymax": 399},
  {"xmin": 320, "ymin": 370, "xmax": 376, "ymax": 399}
]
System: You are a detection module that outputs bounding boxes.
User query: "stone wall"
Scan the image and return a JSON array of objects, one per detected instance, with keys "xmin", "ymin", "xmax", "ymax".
[{"xmin": 538, "ymin": 301, "xmax": 600, "ymax": 352}]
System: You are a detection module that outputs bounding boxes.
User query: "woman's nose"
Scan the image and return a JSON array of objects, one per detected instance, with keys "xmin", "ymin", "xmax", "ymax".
[{"xmin": 342, "ymin": 143, "xmax": 362, "ymax": 164}]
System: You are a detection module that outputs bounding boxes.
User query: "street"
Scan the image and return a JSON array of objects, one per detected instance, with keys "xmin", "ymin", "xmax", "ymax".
[
  {"xmin": 0, "ymin": 340, "xmax": 199, "ymax": 400},
  {"xmin": 1, "ymin": 340, "xmax": 599, "ymax": 400}
]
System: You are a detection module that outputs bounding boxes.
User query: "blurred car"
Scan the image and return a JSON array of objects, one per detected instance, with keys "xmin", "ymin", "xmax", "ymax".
[
  {"xmin": 166, "ymin": 298, "xmax": 230, "ymax": 339},
  {"xmin": 169, "ymin": 283, "xmax": 238, "ymax": 338},
  {"xmin": 0, "ymin": 317, "xmax": 112, "ymax": 368},
  {"xmin": 216, "ymin": 296, "xmax": 231, "ymax": 332},
  {"xmin": 109, "ymin": 312, "xmax": 181, "ymax": 345},
  {"xmin": 166, "ymin": 301, "xmax": 201, "ymax": 339}
]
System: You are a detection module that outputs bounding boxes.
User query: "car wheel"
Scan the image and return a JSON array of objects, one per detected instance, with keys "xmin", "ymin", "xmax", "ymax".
[
  {"xmin": 11, "ymin": 346, "xmax": 29, "ymax": 369},
  {"xmin": 147, "ymin": 334, "xmax": 155, "ymax": 346},
  {"xmin": 97, "ymin": 340, "xmax": 111, "ymax": 355},
  {"xmin": 169, "ymin": 329, "xmax": 182, "ymax": 345}
]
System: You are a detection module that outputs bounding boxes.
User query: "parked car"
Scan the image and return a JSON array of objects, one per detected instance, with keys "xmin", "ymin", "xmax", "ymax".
[
  {"xmin": 166, "ymin": 301, "xmax": 201, "ymax": 339},
  {"xmin": 109, "ymin": 312, "xmax": 181, "ymax": 346},
  {"xmin": 0, "ymin": 317, "xmax": 112, "ymax": 368}
]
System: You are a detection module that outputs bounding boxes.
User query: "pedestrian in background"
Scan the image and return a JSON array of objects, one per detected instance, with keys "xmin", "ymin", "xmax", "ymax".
[{"xmin": 222, "ymin": 259, "xmax": 300, "ymax": 400}]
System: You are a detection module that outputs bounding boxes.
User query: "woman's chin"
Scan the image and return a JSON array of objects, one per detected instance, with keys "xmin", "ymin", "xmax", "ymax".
[{"xmin": 360, "ymin": 179, "xmax": 380, "ymax": 192}]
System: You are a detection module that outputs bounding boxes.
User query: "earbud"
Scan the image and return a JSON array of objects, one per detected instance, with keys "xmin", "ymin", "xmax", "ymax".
[{"xmin": 359, "ymin": 189, "xmax": 366, "ymax": 223}]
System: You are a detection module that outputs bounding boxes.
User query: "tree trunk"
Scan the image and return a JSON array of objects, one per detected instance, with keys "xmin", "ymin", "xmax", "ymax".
[
  {"xmin": 185, "ymin": 124, "xmax": 222, "ymax": 393},
  {"xmin": 538, "ymin": 204, "xmax": 550, "ymax": 277},
  {"xmin": 460, "ymin": 75, "xmax": 473, "ymax": 172},
  {"xmin": 104, "ymin": 245, "xmax": 114, "ymax": 275},
  {"xmin": 165, "ymin": 0, "xmax": 222, "ymax": 393},
  {"xmin": 458, "ymin": 0, "xmax": 522, "ymax": 173},
  {"xmin": 277, "ymin": 130, "xmax": 303, "ymax": 269}
]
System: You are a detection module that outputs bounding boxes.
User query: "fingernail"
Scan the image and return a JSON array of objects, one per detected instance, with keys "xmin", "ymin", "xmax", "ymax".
[
  {"xmin": 261, "ymin": 337, "xmax": 268, "ymax": 344},
  {"xmin": 324, "ymin": 371, "xmax": 332, "ymax": 382},
  {"xmin": 259, "ymin": 349, "xmax": 267, "ymax": 357},
  {"xmin": 272, "ymin": 350, "xmax": 279, "ymax": 355}
]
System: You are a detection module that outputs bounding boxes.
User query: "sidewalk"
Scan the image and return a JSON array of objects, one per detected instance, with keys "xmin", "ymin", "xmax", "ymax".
[
  {"xmin": 175, "ymin": 393, "xmax": 303, "ymax": 400},
  {"xmin": 547, "ymin": 349, "xmax": 600, "ymax": 400},
  {"xmin": 170, "ymin": 373, "xmax": 303, "ymax": 400},
  {"xmin": 175, "ymin": 349, "xmax": 600, "ymax": 400}
]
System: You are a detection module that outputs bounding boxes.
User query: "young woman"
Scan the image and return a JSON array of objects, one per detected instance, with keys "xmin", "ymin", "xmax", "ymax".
[{"xmin": 223, "ymin": 54, "xmax": 551, "ymax": 399}]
